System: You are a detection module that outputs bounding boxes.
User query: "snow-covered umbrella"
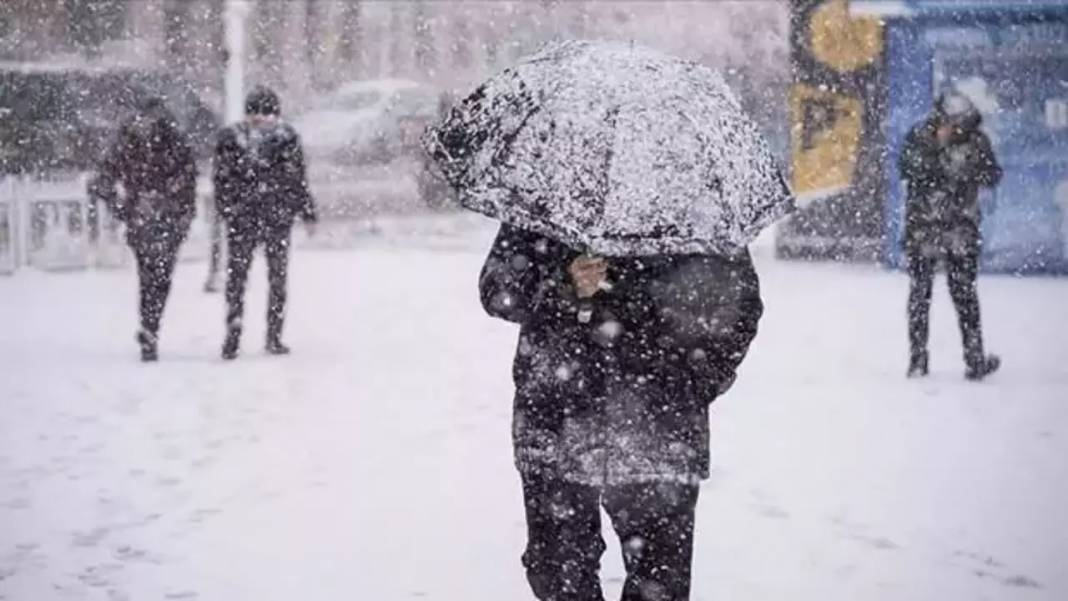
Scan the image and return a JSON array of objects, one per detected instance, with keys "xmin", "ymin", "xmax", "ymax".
[{"xmin": 423, "ymin": 40, "xmax": 795, "ymax": 256}]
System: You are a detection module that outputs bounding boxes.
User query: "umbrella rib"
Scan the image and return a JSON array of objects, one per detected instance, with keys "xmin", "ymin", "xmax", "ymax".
[
  {"xmin": 485, "ymin": 100, "xmax": 545, "ymax": 178},
  {"xmin": 595, "ymin": 104, "xmax": 621, "ymax": 236},
  {"xmin": 493, "ymin": 200, "xmax": 587, "ymax": 250}
]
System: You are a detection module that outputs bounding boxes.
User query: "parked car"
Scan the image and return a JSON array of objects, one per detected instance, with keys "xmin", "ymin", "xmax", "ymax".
[
  {"xmin": 295, "ymin": 78, "xmax": 443, "ymax": 166},
  {"xmin": 0, "ymin": 63, "xmax": 219, "ymax": 175},
  {"xmin": 295, "ymin": 78, "xmax": 454, "ymax": 208}
]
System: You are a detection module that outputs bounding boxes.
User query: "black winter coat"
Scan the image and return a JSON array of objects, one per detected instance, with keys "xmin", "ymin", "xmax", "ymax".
[
  {"xmin": 480, "ymin": 225, "xmax": 763, "ymax": 485},
  {"xmin": 88, "ymin": 107, "xmax": 197, "ymax": 242},
  {"xmin": 898, "ymin": 113, "xmax": 1001, "ymax": 257},
  {"xmin": 212, "ymin": 119, "xmax": 316, "ymax": 233}
]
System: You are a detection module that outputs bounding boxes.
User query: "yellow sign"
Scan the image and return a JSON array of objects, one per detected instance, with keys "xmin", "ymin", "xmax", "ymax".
[
  {"xmin": 809, "ymin": 0, "xmax": 884, "ymax": 73},
  {"xmin": 789, "ymin": 83, "xmax": 863, "ymax": 198}
]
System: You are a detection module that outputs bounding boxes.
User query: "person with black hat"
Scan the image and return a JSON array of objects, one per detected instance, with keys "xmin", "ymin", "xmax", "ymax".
[
  {"xmin": 898, "ymin": 89, "xmax": 1003, "ymax": 380},
  {"xmin": 88, "ymin": 96, "xmax": 198, "ymax": 361},
  {"xmin": 213, "ymin": 85, "xmax": 317, "ymax": 360}
]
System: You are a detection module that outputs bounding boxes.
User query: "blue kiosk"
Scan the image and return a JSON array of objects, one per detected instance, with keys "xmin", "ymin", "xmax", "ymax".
[{"xmin": 783, "ymin": 0, "xmax": 1068, "ymax": 274}]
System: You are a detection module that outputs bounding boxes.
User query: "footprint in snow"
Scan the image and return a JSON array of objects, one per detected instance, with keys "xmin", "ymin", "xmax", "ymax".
[
  {"xmin": 1003, "ymin": 575, "xmax": 1042, "ymax": 589},
  {"xmin": 71, "ymin": 527, "xmax": 110, "ymax": 548},
  {"xmin": 752, "ymin": 503, "xmax": 789, "ymax": 519},
  {"xmin": 188, "ymin": 508, "xmax": 222, "ymax": 524},
  {"xmin": 829, "ymin": 515, "xmax": 899, "ymax": 551},
  {"xmin": 849, "ymin": 534, "xmax": 899, "ymax": 551},
  {"xmin": 1, "ymin": 497, "xmax": 30, "ymax": 510},
  {"xmin": 954, "ymin": 550, "xmax": 1043, "ymax": 590}
]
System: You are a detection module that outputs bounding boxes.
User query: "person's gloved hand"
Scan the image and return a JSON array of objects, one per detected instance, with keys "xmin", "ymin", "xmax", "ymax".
[
  {"xmin": 715, "ymin": 372, "xmax": 737, "ymax": 398},
  {"xmin": 568, "ymin": 256, "xmax": 608, "ymax": 299},
  {"xmin": 941, "ymin": 145, "xmax": 974, "ymax": 182}
]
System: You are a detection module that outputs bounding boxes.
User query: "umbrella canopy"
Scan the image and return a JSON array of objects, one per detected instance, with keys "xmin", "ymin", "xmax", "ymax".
[{"xmin": 424, "ymin": 40, "xmax": 794, "ymax": 256}]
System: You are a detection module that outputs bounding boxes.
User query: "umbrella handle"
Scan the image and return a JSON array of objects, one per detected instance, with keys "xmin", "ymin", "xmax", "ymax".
[{"xmin": 576, "ymin": 279, "xmax": 613, "ymax": 324}]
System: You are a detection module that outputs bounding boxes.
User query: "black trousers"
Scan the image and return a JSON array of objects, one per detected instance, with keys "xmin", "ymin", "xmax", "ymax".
[
  {"xmin": 907, "ymin": 250, "xmax": 985, "ymax": 367},
  {"xmin": 130, "ymin": 226, "xmax": 184, "ymax": 336},
  {"xmin": 521, "ymin": 474, "xmax": 699, "ymax": 601},
  {"xmin": 225, "ymin": 225, "xmax": 291, "ymax": 342},
  {"xmin": 205, "ymin": 199, "xmax": 224, "ymax": 282}
]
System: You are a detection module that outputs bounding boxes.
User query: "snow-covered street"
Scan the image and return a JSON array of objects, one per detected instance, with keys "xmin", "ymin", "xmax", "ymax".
[{"xmin": 2, "ymin": 218, "xmax": 1066, "ymax": 601}]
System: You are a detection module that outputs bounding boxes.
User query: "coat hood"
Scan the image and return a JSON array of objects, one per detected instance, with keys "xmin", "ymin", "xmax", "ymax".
[
  {"xmin": 245, "ymin": 85, "xmax": 281, "ymax": 117},
  {"xmin": 126, "ymin": 100, "xmax": 184, "ymax": 152},
  {"xmin": 934, "ymin": 91, "xmax": 982, "ymax": 131}
]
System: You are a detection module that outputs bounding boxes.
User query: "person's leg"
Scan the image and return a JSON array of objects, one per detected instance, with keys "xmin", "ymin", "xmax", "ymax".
[
  {"xmin": 133, "ymin": 249, "xmax": 152, "ymax": 331},
  {"xmin": 946, "ymin": 251, "xmax": 997, "ymax": 378},
  {"xmin": 142, "ymin": 250, "xmax": 169, "ymax": 334},
  {"xmin": 150, "ymin": 235, "xmax": 182, "ymax": 329},
  {"xmin": 264, "ymin": 227, "xmax": 291, "ymax": 351},
  {"xmin": 204, "ymin": 202, "xmax": 223, "ymax": 292},
  {"xmin": 521, "ymin": 473, "xmax": 606, "ymax": 601},
  {"xmin": 223, "ymin": 228, "xmax": 255, "ymax": 358},
  {"xmin": 603, "ymin": 482, "xmax": 700, "ymax": 601},
  {"xmin": 906, "ymin": 252, "xmax": 935, "ymax": 375},
  {"xmin": 129, "ymin": 228, "xmax": 167, "ymax": 360}
]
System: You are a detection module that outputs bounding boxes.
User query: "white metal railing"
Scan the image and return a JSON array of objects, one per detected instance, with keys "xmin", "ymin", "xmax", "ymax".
[
  {"xmin": 0, "ymin": 169, "xmax": 449, "ymax": 276},
  {"xmin": 0, "ymin": 177, "xmax": 15, "ymax": 274},
  {"xmin": 0, "ymin": 173, "xmax": 216, "ymax": 275}
]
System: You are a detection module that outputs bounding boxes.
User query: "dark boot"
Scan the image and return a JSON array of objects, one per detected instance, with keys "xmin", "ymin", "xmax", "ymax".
[
  {"xmin": 137, "ymin": 330, "xmax": 158, "ymax": 362},
  {"xmin": 265, "ymin": 231, "xmax": 290, "ymax": 356},
  {"xmin": 222, "ymin": 325, "xmax": 242, "ymax": 360},
  {"xmin": 965, "ymin": 354, "xmax": 1001, "ymax": 381},
  {"xmin": 907, "ymin": 350, "xmax": 929, "ymax": 378},
  {"xmin": 265, "ymin": 338, "xmax": 290, "ymax": 356}
]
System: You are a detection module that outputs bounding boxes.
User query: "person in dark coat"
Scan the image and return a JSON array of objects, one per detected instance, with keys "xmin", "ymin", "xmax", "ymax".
[
  {"xmin": 480, "ymin": 224, "xmax": 763, "ymax": 601},
  {"xmin": 899, "ymin": 90, "xmax": 1002, "ymax": 380},
  {"xmin": 213, "ymin": 86, "xmax": 317, "ymax": 360},
  {"xmin": 88, "ymin": 97, "xmax": 197, "ymax": 362}
]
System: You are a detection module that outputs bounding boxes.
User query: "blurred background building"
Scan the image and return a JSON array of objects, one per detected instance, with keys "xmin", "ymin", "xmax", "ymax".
[
  {"xmin": 7, "ymin": 1, "xmax": 1064, "ymax": 274},
  {"xmin": 782, "ymin": 0, "xmax": 1068, "ymax": 273},
  {"xmin": 0, "ymin": 1, "xmax": 790, "ymax": 271},
  {"xmin": 0, "ymin": 0, "xmax": 789, "ymax": 131}
]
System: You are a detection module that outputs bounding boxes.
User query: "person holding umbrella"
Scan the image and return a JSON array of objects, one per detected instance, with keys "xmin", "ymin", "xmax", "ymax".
[{"xmin": 426, "ymin": 41, "xmax": 793, "ymax": 600}]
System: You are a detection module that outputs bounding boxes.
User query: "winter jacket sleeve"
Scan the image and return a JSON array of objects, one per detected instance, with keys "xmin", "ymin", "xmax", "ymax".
[
  {"xmin": 972, "ymin": 132, "xmax": 1002, "ymax": 188},
  {"xmin": 281, "ymin": 128, "xmax": 317, "ymax": 223},
  {"xmin": 670, "ymin": 251, "xmax": 764, "ymax": 400},
  {"xmin": 898, "ymin": 126, "xmax": 935, "ymax": 185},
  {"xmin": 88, "ymin": 129, "xmax": 128, "ymax": 223},
  {"xmin": 211, "ymin": 127, "xmax": 240, "ymax": 220},
  {"xmin": 479, "ymin": 225, "xmax": 577, "ymax": 325}
]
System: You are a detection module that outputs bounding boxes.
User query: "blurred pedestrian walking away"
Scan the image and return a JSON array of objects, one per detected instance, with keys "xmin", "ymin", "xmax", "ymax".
[
  {"xmin": 899, "ymin": 90, "xmax": 1003, "ymax": 380},
  {"xmin": 88, "ymin": 97, "xmax": 197, "ymax": 362},
  {"xmin": 213, "ymin": 85, "xmax": 317, "ymax": 360}
]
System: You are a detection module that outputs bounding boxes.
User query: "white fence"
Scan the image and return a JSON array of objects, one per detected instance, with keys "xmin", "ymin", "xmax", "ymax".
[
  {"xmin": 0, "ymin": 173, "xmax": 218, "ymax": 275},
  {"xmin": 0, "ymin": 169, "xmax": 469, "ymax": 276}
]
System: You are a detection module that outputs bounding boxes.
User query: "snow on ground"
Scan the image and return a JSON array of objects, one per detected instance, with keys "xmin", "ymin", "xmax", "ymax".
[{"xmin": 1, "ymin": 216, "xmax": 1066, "ymax": 601}]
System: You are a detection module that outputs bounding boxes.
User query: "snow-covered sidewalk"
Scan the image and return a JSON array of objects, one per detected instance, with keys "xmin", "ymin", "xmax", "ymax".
[{"xmin": 2, "ymin": 219, "xmax": 1066, "ymax": 600}]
